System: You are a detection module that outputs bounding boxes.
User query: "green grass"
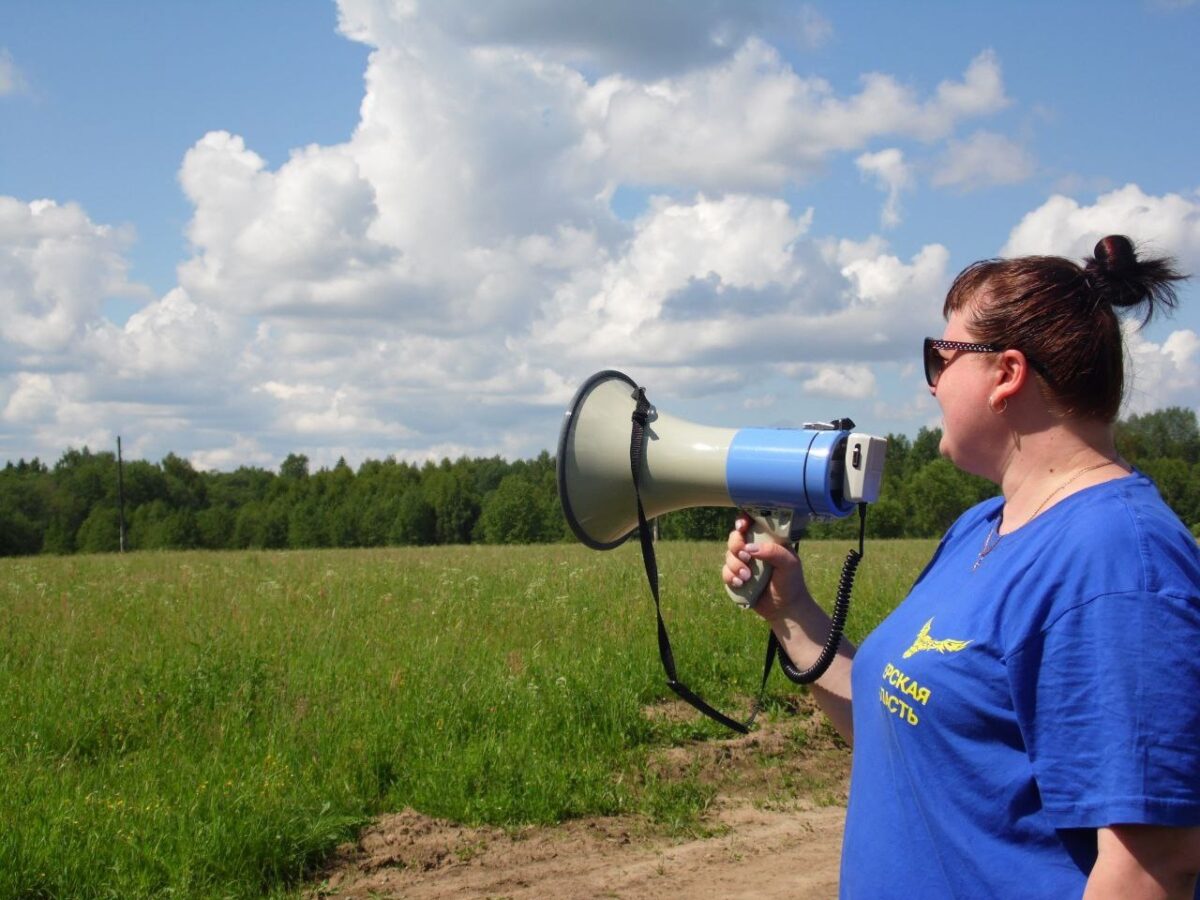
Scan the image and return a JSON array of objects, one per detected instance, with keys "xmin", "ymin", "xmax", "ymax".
[{"xmin": 0, "ymin": 539, "xmax": 933, "ymax": 898}]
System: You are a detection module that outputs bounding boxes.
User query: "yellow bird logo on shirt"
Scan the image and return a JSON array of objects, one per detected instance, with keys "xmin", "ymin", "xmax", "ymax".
[{"xmin": 903, "ymin": 618, "xmax": 972, "ymax": 659}]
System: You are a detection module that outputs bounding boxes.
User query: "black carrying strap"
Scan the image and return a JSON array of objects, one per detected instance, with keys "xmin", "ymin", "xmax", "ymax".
[{"xmin": 630, "ymin": 387, "xmax": 773, "ymax": 735}]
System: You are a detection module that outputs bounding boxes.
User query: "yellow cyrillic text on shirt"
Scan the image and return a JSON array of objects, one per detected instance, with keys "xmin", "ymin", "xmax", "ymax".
[
  {"xmin": 879, "ymin": 687, "xmax": 920, "ymax": 725},
  {"xmin": 882, "ymin": 662, "xmax": 932, "ymax": 705}
]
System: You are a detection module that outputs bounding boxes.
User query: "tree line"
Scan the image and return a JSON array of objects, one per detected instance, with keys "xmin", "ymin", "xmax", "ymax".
[{"xmin": 2, "ymin": 408, "xmax": 1198, "ymax": 557}]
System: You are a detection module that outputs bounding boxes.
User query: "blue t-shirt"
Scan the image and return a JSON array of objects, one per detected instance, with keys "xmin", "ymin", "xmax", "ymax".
[{"xmin": 840, "ymin": 472, "xmax": 1200, "ymax": 899}]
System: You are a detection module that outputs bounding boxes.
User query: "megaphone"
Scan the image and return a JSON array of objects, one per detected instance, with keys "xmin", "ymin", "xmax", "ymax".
[{"xmin": 557, "ymin": 370, "xmax": 887, "ymax": 606}]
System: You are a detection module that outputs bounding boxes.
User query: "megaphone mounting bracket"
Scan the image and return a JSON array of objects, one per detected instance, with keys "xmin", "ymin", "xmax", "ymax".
[{"xmin": 630, "ymin": 386, "xmax": 656, "ymax": 424}]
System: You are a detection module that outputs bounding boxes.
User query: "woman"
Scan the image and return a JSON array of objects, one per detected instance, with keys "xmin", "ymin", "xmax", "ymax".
[{"xmin": 724, "ymin": 235, "xmax": 1200, "ymax": 898}]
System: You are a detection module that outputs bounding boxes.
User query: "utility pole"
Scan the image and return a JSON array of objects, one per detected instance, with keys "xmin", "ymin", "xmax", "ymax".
[{"xmin": 117, "ymin": 436, "xmax": 127, "ymax": 553}]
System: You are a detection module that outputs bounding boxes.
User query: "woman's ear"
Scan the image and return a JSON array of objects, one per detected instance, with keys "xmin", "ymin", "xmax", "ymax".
[{"xmin": 991, "ymin": 348, "xmax": 1030, "ymax": 407}]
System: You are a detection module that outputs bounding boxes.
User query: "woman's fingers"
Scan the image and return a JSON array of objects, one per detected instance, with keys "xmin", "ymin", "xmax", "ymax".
[
  {"xmin": 727, "ymin": 519, "xmax": 748, "ymax": 550},
  {"xmin": 724, "ymin": 550, "xmax": 753, "ymax": 587},
  {"xmin": 725, "ymin": 516, "xmax": 755, "ymax": 587}
]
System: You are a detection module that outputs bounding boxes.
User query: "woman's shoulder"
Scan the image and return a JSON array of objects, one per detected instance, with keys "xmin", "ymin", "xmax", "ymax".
[
  {"xmin": 996, "ymin": 472, "xmax": 1198, "ymax": 655},
  {"xmin": 1051, "ymin": 471, "xmax": 1199, "ymax": 595}
]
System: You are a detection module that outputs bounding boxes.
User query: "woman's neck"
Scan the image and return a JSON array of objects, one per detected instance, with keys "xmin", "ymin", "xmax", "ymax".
[{"xmin": 995, "ymin": 420, "xmax": 1127, "ymax": 533}]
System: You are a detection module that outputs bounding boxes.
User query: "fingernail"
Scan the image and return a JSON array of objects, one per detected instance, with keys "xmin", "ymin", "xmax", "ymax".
[
  {"xmin": 745, "ymin": 543, "xmax": 759, "ymax": 553},
  {"xmin": 737, "ymin": 550, "xmax": 751, "ymax": 563},
  {"xmin": 739, "ymin": 567, "xmax": 751, "ymax": 581},
  {"xmin": 731, "ymin": 577, "xmax": 743, "ymax": 588}
]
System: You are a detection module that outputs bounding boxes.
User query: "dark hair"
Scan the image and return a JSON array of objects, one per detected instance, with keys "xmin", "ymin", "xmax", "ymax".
[{"xmin": 943, "ymin": 235, "xmax": 1187, "ymax": 422}]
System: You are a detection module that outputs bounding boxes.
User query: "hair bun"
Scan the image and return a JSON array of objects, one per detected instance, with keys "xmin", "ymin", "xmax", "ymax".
[
  {"xmin": 1092, "ymin": 234, "xmax": 1137, "ymax": 275},
  {"xmin": 1083, "ymin": 233, "xmax": 1184, "ymax": 323}
]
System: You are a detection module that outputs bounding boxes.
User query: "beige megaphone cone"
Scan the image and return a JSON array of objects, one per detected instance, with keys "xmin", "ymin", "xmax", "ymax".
[{"xmin": 556, "ymin": 370, "xmax": 736, "ymax": 549}]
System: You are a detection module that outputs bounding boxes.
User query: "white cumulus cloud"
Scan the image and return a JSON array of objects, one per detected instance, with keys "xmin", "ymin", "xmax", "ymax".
[
  {"xmin": 798, "ymin": 364, "xmax": 878, "ymax": 400},
  {"xmin": 0, "ymin": 197, "xmax": 148, "ymax": 360},
  {"xmin": 856, "ymin": 148, "xmax": 912, "ymax": 228},
  {"xmin": 1124, "ymin": 326, "xmax": 1200, "ymax": 416},
  {"xmin": 527, "ymin": 192, "xmax": 950, "ymax": 393},
  {"xmin": 582, "ymin": 45, "xmax": 1008, "ymax": 192},
  {"xmin": 932, "ymin": 130, "xmax": 1035, "ymax": 191},
  {"xmin": 87, "ymin": 288, "xmax": 242, "ymax": 379},
  {"xmin": 345, "ymin": 0, "xmax": 833, "ymax": 77},
  {"xmin": 1002, "ymin": 183, "xmax": 1200, "ymax": 271},
  {"xmin": 2, "ymin": 373, "xmax": 57, "ymax": 423}
]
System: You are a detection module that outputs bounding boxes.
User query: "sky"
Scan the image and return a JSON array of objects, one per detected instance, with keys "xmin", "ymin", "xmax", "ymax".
[{"xmin": 2, "ymin": 0, "xmax": 1199, "ymax": 472}]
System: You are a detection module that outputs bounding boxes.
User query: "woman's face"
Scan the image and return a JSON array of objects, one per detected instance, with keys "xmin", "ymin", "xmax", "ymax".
[{"xmin": 931, "ymin": 309, "xmax": 1006, "ymax": 479}]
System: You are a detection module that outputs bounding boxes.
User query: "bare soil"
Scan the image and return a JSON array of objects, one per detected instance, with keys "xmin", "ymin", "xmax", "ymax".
[{"xmin": 308, "ymin": 696, "xmax": 850, "ymax": 899}]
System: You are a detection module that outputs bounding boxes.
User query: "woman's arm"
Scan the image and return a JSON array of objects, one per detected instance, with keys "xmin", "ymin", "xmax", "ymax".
[
  {"xmin": 1083, "ymin": 825, "xmax": 1200, "ymax": 899},
  {"xmin": 723, "ymin": 517, "xmax": 856, "ymax": 743}
]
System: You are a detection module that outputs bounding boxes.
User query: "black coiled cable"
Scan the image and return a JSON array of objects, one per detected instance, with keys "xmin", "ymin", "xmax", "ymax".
[{"xmin": 776, "ymin": 502, "xmax": 866, "ymax": 684}]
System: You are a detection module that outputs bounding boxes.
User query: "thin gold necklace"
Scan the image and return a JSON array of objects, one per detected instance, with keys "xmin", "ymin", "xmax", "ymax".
[{"xmin": 973, "ymin": 460, "xmax": 1115, "ymax": 571}]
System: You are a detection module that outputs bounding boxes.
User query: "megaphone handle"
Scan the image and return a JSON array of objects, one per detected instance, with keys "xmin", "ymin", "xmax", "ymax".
[{"xmin": 725, "ymin": 515, "xmax": 789, "ymax": 609}]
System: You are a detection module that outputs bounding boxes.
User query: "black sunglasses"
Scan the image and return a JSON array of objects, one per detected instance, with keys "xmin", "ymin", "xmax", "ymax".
[
  {"xmin": 923, "ymin": 337, "xmax": 1054, "ymax": 388},
  {"xmin": 923, "ymin": 337, "xmax": 1001, "ymax": 387}
]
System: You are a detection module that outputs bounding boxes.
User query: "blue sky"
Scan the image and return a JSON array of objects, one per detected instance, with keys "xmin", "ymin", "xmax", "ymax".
[
  {"xmin": 2, "ymin": 1, "xmax": 1198, "ymax": 471},
  {"xmin": 1, "ymin": 2, "xmax": 368, "ymax": 306}
]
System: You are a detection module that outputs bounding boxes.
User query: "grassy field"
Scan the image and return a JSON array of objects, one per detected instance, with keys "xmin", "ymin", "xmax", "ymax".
[{"xmin": 0, "ymin": 538, "xmax": 934, "ymax": 898}]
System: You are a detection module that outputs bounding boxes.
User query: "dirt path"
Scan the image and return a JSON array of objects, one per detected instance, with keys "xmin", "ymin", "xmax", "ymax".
[
  {"xmin": 309, "ymin": 702, "xmax": 849, "ymax": 899},
  {"xmin": 311, "ymin": 802, "xmax": 844, "ymax": 899}
]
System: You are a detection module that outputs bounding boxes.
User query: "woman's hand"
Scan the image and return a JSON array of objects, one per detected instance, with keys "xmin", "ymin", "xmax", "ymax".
[{"xmin": 723, "ymin": 514, "xmax": 812, "ymax": 623}]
